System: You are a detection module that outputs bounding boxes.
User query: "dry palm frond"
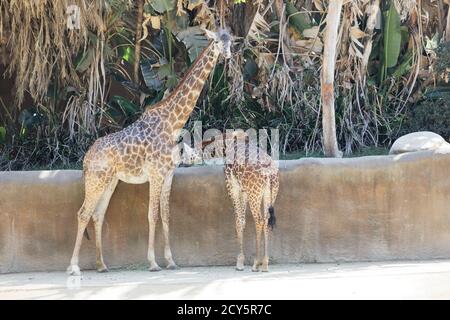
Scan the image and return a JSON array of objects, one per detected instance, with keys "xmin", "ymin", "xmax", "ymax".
[
  {"xmin": 1, "ymin": 0, "xmax": 108, "ymax": 106},
  {"xmin": 394, "ymin": 0, "xmax": 417, "ymax": 21},
  {"xmin": 0, "ymin": 0, "xmax": 133, "ymax": 169},
  {"xmin": 226, "ymin": 53, "xmax": 245, "ymax": 106},
  {"xmin": 247, "ymin": 10, "xmax": 271, "ymax": 43}
]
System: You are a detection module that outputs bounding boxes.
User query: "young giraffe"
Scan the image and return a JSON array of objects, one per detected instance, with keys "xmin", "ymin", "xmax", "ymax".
[
  {"xmin": 202, "ymin": 131, "xmax": 279, "ymax": 272},
  {"xmin": 67, "ymin": 28, "xmax": 232, "ymax": 276}
]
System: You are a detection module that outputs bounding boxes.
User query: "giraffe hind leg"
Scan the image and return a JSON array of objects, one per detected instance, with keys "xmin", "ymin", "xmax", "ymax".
[
  {"xmin": 235, "ymin": 193, "xmax": 247, "ymax": 271},
  {"xmin": 249, "ymin": 193, "xmax": 264, "ymax": 272},
  {"xmin": 225, "ymin": 170, "xmax": 247, "ymax": 271},
  {"xmin": 147, "ymin": 174, "xmax": 165, "ymax": 272},
  {"xmin": 92, "ymin": 179, "xmax": 118, "ymax": 273},
  {"xmin": 67, "ymin": 201, "xmax": 95, "ymax": 276},
  {"xmin": 261, "ymin": 187, "xmax": 272, "ymax": 272},
  {"xmin": 160, "ymin": 170, "xmax": 178, "ymax": 270},
  {"xmin": 67, "ymin": 173, "xmax": 113, "ymax": 276},
  {"xmin": 261, "ymin": 174, "xmax": 279, "ymax": 272}
]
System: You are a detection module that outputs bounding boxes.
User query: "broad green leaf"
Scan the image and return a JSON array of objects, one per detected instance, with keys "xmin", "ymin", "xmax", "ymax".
[
  {"xmin": 285, "ymin": 1, "xmax": 311, "ymax": 33},
  {"xmin": 121, "ymin": 46, "xmax": 134, "ymax": 63},
  {"xmin": 76, "ymin": 49, "xmax": 94, "ymax": 73},
  {"xmin": 0, "ymin": 127, "xmax": 6, "ymax": 144},
  {"xmin": 144, "ymin": 2, "xmax": 156, "ymax": 14},
  {"xmin": 157, "ymin": 63, "xmax": 172, "ymax": 79},
  {"xmin": 243, "ymin": 58, "xmax": 258, "ymax": 81},
  {"xmin": 383, "ymin": 2, "xmax": 402, "ymax": 68},
  {"xmin": 141, "ymin": 61, "xmax": 163, "ymax": 91},
  {"xmin": 400, "ymin": 25, "xmax": 409, "ymax": 47},
  {"xmin": 166, "ymin": 74, "xmax": 179, "ymax": 89},
  {"xmin": 425, "ymin": 32, "xmax": 439, "ymax": 51},
  {"xmin": 111, "ymin": 96, "xmax": 139, "ymax": 115},
  {"xmin": 149, "ymin": 0, "xmax": 175, "ymax": 13},
  {"xmin": 174, "ymin": 11, "xmax": 189, "ymax": 32},
  {"xmin": 175, "ymin": 26, "xmax": 209, "ymax": 61},
  {"xmin": 392, "ymin": 51, "xmax": 413, "ymax": 78}
]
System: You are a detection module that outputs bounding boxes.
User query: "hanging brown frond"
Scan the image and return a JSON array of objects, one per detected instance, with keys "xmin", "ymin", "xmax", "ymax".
[{"xmin": 0, "ymin": 0, "xmax": 109, "ymax": 106}]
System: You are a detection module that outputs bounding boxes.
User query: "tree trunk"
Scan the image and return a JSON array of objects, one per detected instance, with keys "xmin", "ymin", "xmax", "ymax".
[
  {"xmin": 321, "ymin": 0, "xmax": 343, "ymax": 158},
  {"xmin": 229, "ymin": 1, "xmax": 259, "ymax": 38},
  {"xmin": 446, "ymin": 1, "xmax": 450, "ymax": 41},
  {"xmin": 134, "ymin": 0, "xmax": 144, "ymax": 84}
]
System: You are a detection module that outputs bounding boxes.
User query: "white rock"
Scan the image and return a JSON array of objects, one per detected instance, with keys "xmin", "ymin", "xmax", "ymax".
[{"xmin": 389, "ymin": 131, "xmax": 450, "ymax": 155}]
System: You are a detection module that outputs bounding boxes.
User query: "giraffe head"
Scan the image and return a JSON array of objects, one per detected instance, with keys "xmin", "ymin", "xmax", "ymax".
[
  {"xmin": 203, "ymin": 28, "xmax": 232, "ymax": 59},
  {"xmin": 179, "ymin": 143, "xmax": 203, "ymax": 166}
]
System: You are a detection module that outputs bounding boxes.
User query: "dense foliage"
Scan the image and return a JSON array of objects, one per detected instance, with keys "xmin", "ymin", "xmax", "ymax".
[{"xmin": 0, "ymin": 0, "xmax": 449, "ymax": 170}]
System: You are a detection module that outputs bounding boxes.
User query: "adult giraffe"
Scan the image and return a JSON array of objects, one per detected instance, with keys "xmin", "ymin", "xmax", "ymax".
[{"xmin": 67, "ymin": 28, "xmax": 232, "ymax": 276}]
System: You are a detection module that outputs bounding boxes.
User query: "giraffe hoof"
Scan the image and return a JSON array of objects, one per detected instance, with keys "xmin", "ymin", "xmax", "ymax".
[
  {"xmin": 149, "ymin": 265, "xmax": 162, "ymax": 272},
  {"xmin": 66, "ymin": 265, "xmax": 81, "ymax": 276},
  {"xmin": 236, "ymin": 267, "xmax": 244, "ymax": 271},
  {"xmin": 251, "ymin": 267, "xmax": 260, "ymax": 272},
  {"xmin": 97, "ymin": 266, "xmax": 109, "ymax": 273},
  {"xmin": 166, "ymin": 263, "xmax": 179, "ymax": 270}
]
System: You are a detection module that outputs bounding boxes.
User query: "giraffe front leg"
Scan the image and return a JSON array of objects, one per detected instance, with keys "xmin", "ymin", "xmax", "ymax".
[
  {"xmin": 235, "ymin": 212, "xmax": 246, "ymax": 271},
  {"xmin": 148, "ymin": 175, "xmax": 164, "ymax": 272},
  {"xmin": 235, "ymin": 192, "xmax": 247, "ymax": 271},
  {"xmin": 225, "ymin": 169, "xmax": 247, "ymax": 271},
  {"xmin": 160, "ymin": 170, "xmax": 178, "ymax": 270}
]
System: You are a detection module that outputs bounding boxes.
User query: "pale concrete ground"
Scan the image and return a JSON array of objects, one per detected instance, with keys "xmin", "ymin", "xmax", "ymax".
[{"xmin": 2, "ymin": 260, "xmax": 450, "ymax": 299}]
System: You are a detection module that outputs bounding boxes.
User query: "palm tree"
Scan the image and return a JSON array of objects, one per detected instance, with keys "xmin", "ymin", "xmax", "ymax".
[{"xmin": 321, "ymin": 0, "xmax": 343, "ymax": 157}]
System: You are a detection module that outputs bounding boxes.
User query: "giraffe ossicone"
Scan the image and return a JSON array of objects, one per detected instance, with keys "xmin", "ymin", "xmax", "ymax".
[{"xmin": 67, "ymin": 27, "xmax": 233, "ymax": 276}]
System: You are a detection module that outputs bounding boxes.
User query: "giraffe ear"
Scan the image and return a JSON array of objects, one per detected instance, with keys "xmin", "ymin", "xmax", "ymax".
[{"xmin": 202, "ymin": 28, "xmax": 218, "ymax": 41}]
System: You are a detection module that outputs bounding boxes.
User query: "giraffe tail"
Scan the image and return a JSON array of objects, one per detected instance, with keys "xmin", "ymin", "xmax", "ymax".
[
  {"xmin": 267, "ymin": 178, "xmax": 276, "ymax": 230},
  {"xmin": 268, "ymin": 206, "xmax": 276, "ymax": 230}
]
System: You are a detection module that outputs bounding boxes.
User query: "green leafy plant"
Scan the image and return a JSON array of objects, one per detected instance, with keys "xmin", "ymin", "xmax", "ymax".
[
  {"xmin": 402, "ymin": 98, "xmax": 450, "ymax": 140},
  {"xmin": 381, "ymin": 1, "xmax": 402, "ymax": 81},
  {"xmin": 0, "ymin": 0, "xmax": 445, "ymax": 169},
  {"xmin": 0, "ymin": 127, "xmax": 6, "ymax": 144},
  {"xmin": 285, "ymin": 1, "xmax": 312, "ymax": 33},
  {"xmin": 175, "ymin": 26, "xmax": 209, "ymax": 61},
  {"xmin": 435, "ymin": 41, "xmax": 450, "ymax": 77}
]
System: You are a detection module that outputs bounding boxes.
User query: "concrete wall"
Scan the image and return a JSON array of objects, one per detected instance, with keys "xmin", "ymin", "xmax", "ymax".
[{"xmin": 2, "ymin": 151, "xmax": 450, "ymax": 273}]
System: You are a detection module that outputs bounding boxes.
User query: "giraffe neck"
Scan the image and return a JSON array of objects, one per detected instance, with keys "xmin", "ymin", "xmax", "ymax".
[{"xmin": 148, "ymin": 41, "xmax": 220, "ymax": 136}]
